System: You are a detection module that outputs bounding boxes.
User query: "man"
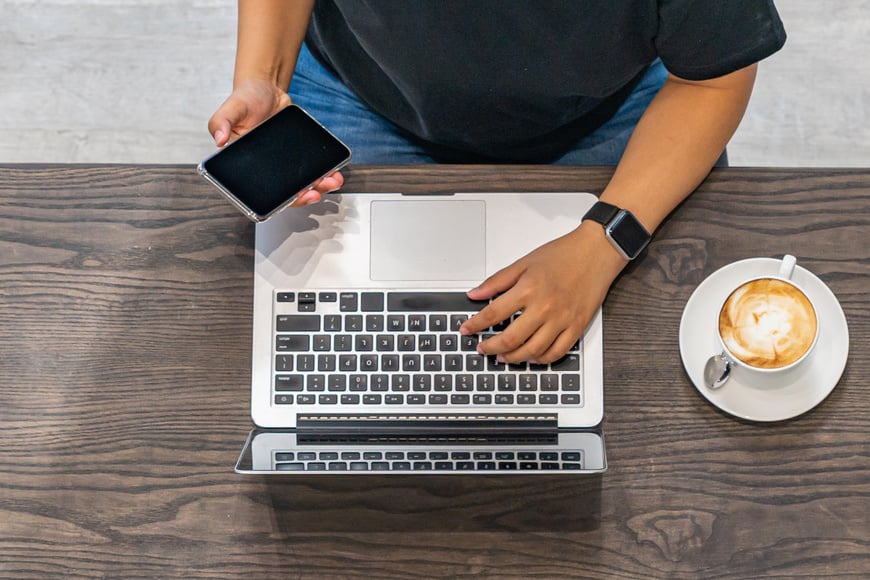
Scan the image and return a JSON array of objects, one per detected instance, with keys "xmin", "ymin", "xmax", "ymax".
[{"xmin": 209, "ymin": 1, "xmax": 786, "ymax": 364}]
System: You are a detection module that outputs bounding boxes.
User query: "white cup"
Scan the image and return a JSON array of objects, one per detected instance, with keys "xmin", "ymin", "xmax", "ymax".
[{"xmin": 704, "ymin": 255, "xmax": 820, "ymax": 388}]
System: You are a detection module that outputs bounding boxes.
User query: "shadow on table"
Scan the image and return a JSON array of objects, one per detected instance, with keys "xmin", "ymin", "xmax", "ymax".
[{"xmin": 265, "ymin": 474, "xmax": 602, "ymax": 533}]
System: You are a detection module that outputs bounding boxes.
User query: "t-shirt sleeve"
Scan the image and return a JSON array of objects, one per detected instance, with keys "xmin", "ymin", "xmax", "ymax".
[{"xmin": 655, "ymin": 0, "xmax": 786, "ymax": 80}]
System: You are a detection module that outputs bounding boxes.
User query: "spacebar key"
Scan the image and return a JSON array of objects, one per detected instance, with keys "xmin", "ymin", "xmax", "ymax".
[{"xmin": 387, "ymin": 292, "xmax": 488, "ymax": 312}]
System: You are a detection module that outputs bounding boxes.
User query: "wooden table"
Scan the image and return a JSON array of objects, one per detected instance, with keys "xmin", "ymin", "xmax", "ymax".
[{"xmin": 1, "ymin": 164, "xmax": 867, "ymax": 579}]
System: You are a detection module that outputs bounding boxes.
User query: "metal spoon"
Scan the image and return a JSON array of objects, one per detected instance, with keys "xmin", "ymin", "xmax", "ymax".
[{"xmin": 704, "ymin": 352, "xmax": 733, "ymax": 389}]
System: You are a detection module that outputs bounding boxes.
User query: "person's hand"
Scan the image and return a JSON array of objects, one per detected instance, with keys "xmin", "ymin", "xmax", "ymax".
[
  {"xmin": 207, "ymin": 78, "xmax": 344, "ymax": 205},
  {"xmin": 460, "ymin": 223, "xmax": 628, "ymax": 363}
]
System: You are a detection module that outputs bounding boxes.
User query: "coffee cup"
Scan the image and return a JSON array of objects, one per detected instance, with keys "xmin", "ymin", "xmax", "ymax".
[{"xmin": 704, "ymin": 255, "xmax": 819, "ymax": 389}]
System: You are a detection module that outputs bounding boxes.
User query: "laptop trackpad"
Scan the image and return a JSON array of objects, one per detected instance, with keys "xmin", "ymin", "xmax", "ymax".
[{"xmin": 370, "ymin": 199, "xmax": 486, "ymax": 281}]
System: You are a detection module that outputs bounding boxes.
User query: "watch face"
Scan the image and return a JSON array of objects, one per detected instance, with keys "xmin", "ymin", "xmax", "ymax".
[{"xmin": 607, "ymin": 211, "xmax": 650, "ymax": 259}]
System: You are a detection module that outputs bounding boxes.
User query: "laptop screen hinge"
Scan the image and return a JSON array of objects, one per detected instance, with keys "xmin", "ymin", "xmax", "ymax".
[{"xmin": 295, "ymin": 413, "xmax": 558, "ymax": 443}]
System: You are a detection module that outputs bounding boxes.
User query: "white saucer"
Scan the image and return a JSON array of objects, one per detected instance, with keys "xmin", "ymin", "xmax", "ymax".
[{"xmin": 679, "ymin": 258, "xmax": 849, "ymax": 422}]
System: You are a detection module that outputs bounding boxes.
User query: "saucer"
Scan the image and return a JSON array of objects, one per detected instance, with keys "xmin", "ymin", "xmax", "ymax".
[{"xmin": 679, "ymin": 258, "xmax": 849, "ymax": 422}]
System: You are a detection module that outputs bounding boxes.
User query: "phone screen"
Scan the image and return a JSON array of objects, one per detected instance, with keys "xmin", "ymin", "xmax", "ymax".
[{"xmin": 200, "ymin": 105, "xmax": 351, "ymax": 220}]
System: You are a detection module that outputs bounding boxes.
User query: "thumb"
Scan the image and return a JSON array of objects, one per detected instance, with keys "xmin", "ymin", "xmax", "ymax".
[{"xmin": 208, "ymin": 98, "xmax": 247, "ymax": 147}]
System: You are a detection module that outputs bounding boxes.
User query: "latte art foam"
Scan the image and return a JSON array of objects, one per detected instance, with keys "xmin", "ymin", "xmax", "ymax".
[{"xmin": 718, "ymin": 278, "xmax": 818, "ymax": 369}]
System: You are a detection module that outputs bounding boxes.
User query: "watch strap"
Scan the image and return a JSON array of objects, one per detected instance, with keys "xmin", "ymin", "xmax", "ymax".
[{"xmin": 582, "ymin": 201, "xmax": 621, "ymax": 226}]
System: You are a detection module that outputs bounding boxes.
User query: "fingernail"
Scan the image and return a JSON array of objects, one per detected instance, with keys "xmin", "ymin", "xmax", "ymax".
[
  {"xmin": 497, "ymin": 355, "xmax": 506, "ymax": 363},
  {"xmin": 214, "ymin": 129, "xmax": 225, "ymax": 144},
  {"xmin": 459, "ymin": 326, "xmax": 470, "ymax": 336}
]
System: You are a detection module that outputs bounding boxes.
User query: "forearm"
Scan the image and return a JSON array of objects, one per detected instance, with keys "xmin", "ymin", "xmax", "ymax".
[
  {"xmin": 233, "ymin": 0, "xmax": 315, "ymax": 89},
  {"xmin": 600, "ymin": 64, "xmax": 758, "ymax": 233}
]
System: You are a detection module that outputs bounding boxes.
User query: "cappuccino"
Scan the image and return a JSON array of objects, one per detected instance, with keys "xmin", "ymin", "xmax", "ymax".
[{"xmin": 718, "ymin": 277, "xmax": 818, "ymax": 370}]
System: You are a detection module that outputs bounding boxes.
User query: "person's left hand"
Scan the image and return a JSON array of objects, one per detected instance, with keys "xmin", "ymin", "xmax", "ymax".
[{"xmin": 460, "ymin": 223, "xmax": 628, "ymax": 363}]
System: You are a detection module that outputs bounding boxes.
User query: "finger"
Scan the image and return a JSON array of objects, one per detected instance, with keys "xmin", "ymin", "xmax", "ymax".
[
  {"xmin": 466, "ymin": 264, "xmax": 524, "ymax": 301},
  {"xmin": 461, "ymin": 288, "xmax": 524, "ymax": 336},
  {"xmin": 476, "ymin": 310, "xmax": 544, "ymax": 358},
  {"xmin": 525, "ymin": 327, "xmax": 580, "ymax": 365},
  {"xmin": 289, "ymin": 189, "xmax": 322, "ymax": 207},
  {"xmin": 312, "ymin": 171, "xmax": 344, "ymax": 194}
]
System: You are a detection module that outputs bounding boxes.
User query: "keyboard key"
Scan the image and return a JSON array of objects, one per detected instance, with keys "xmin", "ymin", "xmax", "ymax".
[
  {"xmin": 318, "ymin": 292, "xmax": 337, "ymax": 302},
  {"xmin": 450, "ymin": 314, "xmax": 468, "ymax": 331},
  {"xmin": 307, "ymin": 462, "xmax": 326, "ymax": 471},
  {"xmin": 495, "ymin": 394, "xmax": 515, "ymax": 404},
  {"xmin": 451, "ymin": 394, "xmax": 470, "ymax": 404},
  {"xmin": 387, "ymin": 315, "xmax": 405, "ymax": 331},
  {"xmin": 413, "ymin": 462, "xmax": 433, "ymax": 470},
  {"xmin": 361, "ymin": 292, "xmax": 384, "ymax": 311},
  {"xmin": 297, "ymin": 354, "xmax": 315, "ymax": 371},
  {"xmin": 473, "ymin": 394, "xmax": 492, "ymax": 404},
  {"xmin": 517, "ymin": 394, "xmax": 536, "ymax": 405},
  {"xmin": 498, "ymin": 462, "xmax": 518, "ymax": 470},
  {"xmin": 465, "ymin": 355, "xmax": 484, "ymax": 372},
  {"xmin": 297, "ymin": 452, "xmax": 316, "ymax": 461},
  {"xmin": 429, "ymin": 315, "xmax": 448, "ymax": 331},
  {"xmin": 371, "ymin": 462, "xmax": 390, "ymax": 471},
  {"xmin": 274, "ymin": 394, "xmax": 294, "ymax": 405},
  {"xmin": 477, "ymin": 462, "xmax": 496, "ymax": 470},
  {"xmin": 318, "ymin": 394, "xmax": 338, "ymax": 404},
  {"xmin": 276, "ymin": 335, "xmax": 310, "ymax": 351},
  {"xmin": 350, "ymin": 462, "xmax": 369, "ymax": 471},
  {"xmin": 434, "ymin": 462, "xmax": 454, "ymax": 471},
  {"xmin": 429, "ymin": 394, "xmax": 448, "ymax": 404},
  {"xmin": 561, "ymin": 394, "xmax": 582, "ymax": 405},
  {"xmin": 392, "ymin": 462, "xmax": 411, "ymax": 470},
  {"xmin": 341, "ymin": 452, "xmax": 361, "ymax": 460},
  {"xmin": 319, "ymin": 452, "xmax": 339, "ymax": 460},
  {"xmin": 551, "ymin": 354, "xmax": 581, "ymax": 371},
  {"xmin": 520, "ymin": 462, "xmax": 539, "ymax": 470},
  {"xmin": 328, "ymin": 375, "xmax": 347, "ymax": 391},
  {"xmin": 363, "ymin": 452, "xmax": 383, "ymax": 460},
  {"xmin": 439, "ymin": 334, "xmax": 459, "ymax": 351},
  {"xmin": 297, "ymin": 394, "xmax": 315, "ymax": 405},
  {"xmin": 496, "ymin": 452, "xmax": 515, "ymax": 460},
  {"xmin": 317, "ymin": 355, "xmax": 336, "ymax": 372},
  {"xmin": 456, "ymin": 461, "xmax": 475, "ymax": 470},
  {"xmin": 328, "ymin": 462, "xmax": 348, "ymax": 471},
  {"xmin": 562, "ymin": 374, "xmax": 581, "ymax": 391},
  {"xmin": 563, "ymin": 463, "xmax": 583, "ymax": 470},
  {"xmin": 385, "ymin": 394, "xmax": 404, "ymax": 404},
  {"xmin": 276, "ymin": 462, "xmax": 305, "ymax": 471},
  {"xmin": 340, "ymin": 394, "xmax": 360, "ymax": 405},
  {"xmin": 275, "ymin": 355, "xmax": 293, "ymax": 371},
  {"xmin": 539, "ymin": 394, "xmax": 558, "ymax": 405},
  {"xmin": 540, "ymin": 375, "xmax": 559, "ymax": 391},
  {"xmin": 275, "ymin": 452, "xmax": 294, "ymax": 461},
  {"xmin": 451, "ymin": 452, "xmax": 471, "ymax": 460},
  {"xmin": 312, "ymin": 334, "xmax": 331, "ymax": 351},
  {"xmin": 366, "ymin": 315, "xmax": 385, "ymax": 331},
  {"xmin": 349, "ymin": 374, "xmax": 368, "ymax": 390},
  {"xmin": 324, "ymin": 314, "xmax": 342, "ymax": 331},
  {"xmin": 408, "ymin": 315, "xmax": 426, "ymax": 331},
  {"xmin": 388, "ymin": 292, "xmax": 487, "ymax": 312},
  {"xmin": 276, "ymin": 292, "xmax": 295, "ymax": 302},
  {"xmin": 539, "ymin": 452, "xmax": 558, "ymax": 461},
  {"xmin": 275, "ymin": 375, "xmax": 303, "ymax": 392},
  {"xmin": 339, "ymin": 292, "xmax": 358, "ymax": 312},
  {"xmin": 385, "ymin": 452, "xmax": 405, "ymax": 460},
  {"xmin": 307, "ymin": 375, "xmax": 325, "ymax": 391},
  {"xmin": 518, "ymin": 452, "xmax": 536, "ymax": 461},
  {"xmin": 363, "ymin": 394, "xmax": 382, "ymax": 405},
  {"xmin": 407, "ymin": 394, "xmax": 426, "ymax": 405},
  {"xmin": 276, "ymin": 315, "xmax": 319, "ymax": 331},
  {"xmin": 345, "ymin": 315, "xmax": 363, "ymax": 331},
  {"xmin": 408, "ymin": 452, "xmax": 427, "ymax": 460},
  {"xmin": 561, "ymin": 452, "xmax": 581, "ymax": 461}
]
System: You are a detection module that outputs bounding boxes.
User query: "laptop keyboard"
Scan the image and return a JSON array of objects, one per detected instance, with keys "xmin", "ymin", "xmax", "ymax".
[
  {"xmin": 273, "ymin": 448, "xmax": 585, "ymax": 472},
  {"xmin": 272, "ymin": 290, "xmax": 583, "ymax": 408}
]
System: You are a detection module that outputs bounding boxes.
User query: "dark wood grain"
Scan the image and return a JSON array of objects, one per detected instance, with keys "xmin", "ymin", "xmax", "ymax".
[{"xmin": 0, "ymin": 164, "xmax": 868, "ymax": 579}]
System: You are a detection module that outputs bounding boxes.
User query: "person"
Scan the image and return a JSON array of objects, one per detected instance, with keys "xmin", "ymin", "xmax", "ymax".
[{"xmin": 209, "ymin": 1, "xmax": 786, "ymax": 365}]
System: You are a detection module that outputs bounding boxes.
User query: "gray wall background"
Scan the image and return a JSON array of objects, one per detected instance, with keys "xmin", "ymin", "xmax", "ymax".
[{"xmin": 2, "ymin": 0, "xmax": 868, "ymax": 167}]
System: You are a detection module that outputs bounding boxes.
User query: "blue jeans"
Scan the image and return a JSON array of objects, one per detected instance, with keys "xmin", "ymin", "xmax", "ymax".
[{"xmin": 289, "ymin": 43, "xmax": 669, "ymax": 165}]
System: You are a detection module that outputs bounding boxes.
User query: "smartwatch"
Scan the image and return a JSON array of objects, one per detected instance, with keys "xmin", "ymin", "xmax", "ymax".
[{"xmin": 582, "ymin": 201, "xmax": 651, "ymax": 260}]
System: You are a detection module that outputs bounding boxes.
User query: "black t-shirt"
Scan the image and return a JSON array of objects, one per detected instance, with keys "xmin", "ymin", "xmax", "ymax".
[{"xmin": 306, "ymin": 1, "xmax": 785, "ymax": 162}]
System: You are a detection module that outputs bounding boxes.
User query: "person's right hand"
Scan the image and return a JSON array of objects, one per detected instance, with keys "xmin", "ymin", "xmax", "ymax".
[{"xmin": 207, "ymin": 78, "xmax": 344, "ymax": 205}]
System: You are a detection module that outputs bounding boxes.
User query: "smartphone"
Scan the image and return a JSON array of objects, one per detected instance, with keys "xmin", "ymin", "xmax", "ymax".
[{"xmin": 197, "ymin": 104, "xmax": 352, "ymax": 222}]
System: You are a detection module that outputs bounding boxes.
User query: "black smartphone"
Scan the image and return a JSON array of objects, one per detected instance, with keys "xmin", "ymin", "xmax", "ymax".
[{"xmin": 197, "ymin": 104, "xmax": 351, "ymax": 222}]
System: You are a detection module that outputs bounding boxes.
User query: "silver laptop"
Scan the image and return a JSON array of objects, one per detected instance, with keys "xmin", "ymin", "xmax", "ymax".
[{"xmin": 236, "ymin": 191, "xmax": 607, "ymax": 474}]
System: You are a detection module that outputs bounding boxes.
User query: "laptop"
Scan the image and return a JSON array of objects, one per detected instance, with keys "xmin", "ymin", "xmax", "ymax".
[{"xmin": 235, "ymin": 191, "xmax": 607, "ymax": 474}]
